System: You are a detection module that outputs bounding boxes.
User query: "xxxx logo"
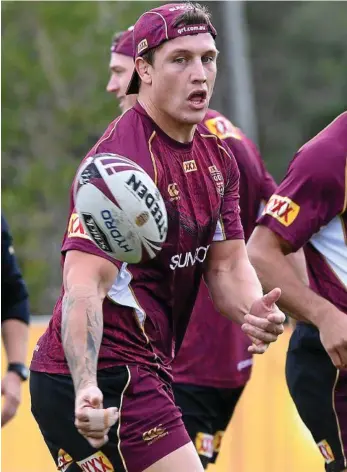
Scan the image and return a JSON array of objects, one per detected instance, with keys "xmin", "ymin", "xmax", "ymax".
[
  {"xmin": 77, "ymin": 451, "xmax": 114, "ymax": 472},
  {"xmin": 67, "ymin": 213, "xmax": 90, "ymax": 239},
  {"xmin": 263, "ymin": 194, "xmax": 300, "ymax": 226},
  {"xmin": 142, "ymin": 424, "xmax": 168, "ymax": 445},
  {"xmin": 183, "ymin": 160, "xmax": 197, "ymax": 173}
]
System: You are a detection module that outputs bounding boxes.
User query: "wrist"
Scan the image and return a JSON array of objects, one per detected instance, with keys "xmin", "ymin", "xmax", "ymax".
[
  {"xmin": 7, "ymin": 362, "xmax": 29, "ymax": 381},
  {"xmin": 74, "ymin": 379, "xmax": 98, "ymax": 393}
]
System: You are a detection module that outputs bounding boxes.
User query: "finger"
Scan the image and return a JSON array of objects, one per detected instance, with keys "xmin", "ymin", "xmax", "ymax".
[
  {"xmin": 75, "ymin": 409, "xmax": 90, "ymax": 423},
  {"xmin": 326, "ymin": 348, "xmax": 343, "ymax": 369},
  {"xmin": 104, "ymin": 407, "xmax": 119, "ymax": 428},
  {"xmin": 79, "ymin": 387, "xmax": 104, "ymax": 410},
  {"xmin": 266, "ymin": 311, "xmax": 286, "ymax": 324},
  {"xmin": 76, "ymin": 407, "xmax": 118, "ymax": 432},
  {"xmin": 1, "ymin": 398, "xmax": 19, "ymax": 426},
  {"xmin": 262, "ymin": 288, "xmax": 281, "ymax": 308},
  {"xmin": 338, "ymin": 348, "xmax": 347, "ymax": 367},
  {"xmin": 244, "ymin": 314, "xmax": 284, "ymax": 335},
  {"xmin": 242, "ymin": 323, "xmax": 279, "ymax": 344},
  {"xmin": 78, "ymin": 427, "xmax": 110, "ymax": 438},
  {"xmin": 248, "ymin": 342, "xmax": 269, "ymax": 354},
  {"xmin": 86, "ymin": 434, "xmax": 109, "ymax": 449}
]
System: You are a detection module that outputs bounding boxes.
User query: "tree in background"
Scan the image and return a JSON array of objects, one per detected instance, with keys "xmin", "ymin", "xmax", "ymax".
[{"xmin": 2, "ymin": 1, "xmax": 347, "ymax": 314}]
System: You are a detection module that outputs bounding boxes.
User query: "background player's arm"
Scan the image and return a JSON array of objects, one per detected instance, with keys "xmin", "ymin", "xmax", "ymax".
[
  {"xmin": 1, "ymin": 215, "xmax": 30, "ymax": 427},
  {"xmin": 248, "ymin": 225, "xmax": 347, "ymax": 367},
  {"xmin": 204, "ymin": 239, "xmax": 285, "ymax": 353},
  {"xmin": 62, "ymin": 250, "xmax": 118, "ymax": 392},
  {"xmin": 248, "ymin": 226, "xmax": 340, "ymax": 325}
]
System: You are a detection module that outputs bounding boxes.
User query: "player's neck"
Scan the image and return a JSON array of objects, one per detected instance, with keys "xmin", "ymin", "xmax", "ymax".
[{"xmin": 138, "ymin": 98, "xmax": 196, "ymax": 144}]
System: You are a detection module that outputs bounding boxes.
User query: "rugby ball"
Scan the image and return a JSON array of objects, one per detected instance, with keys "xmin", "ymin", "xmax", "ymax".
[{"xmin": 74, "ymin": 153, "xmax": 168, "ymax": 264}]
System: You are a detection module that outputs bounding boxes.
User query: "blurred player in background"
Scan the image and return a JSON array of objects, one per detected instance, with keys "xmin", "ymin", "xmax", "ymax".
[
  {"xmin": 106, "ymin": 26, "xmax": 137, "ymax": 114},
  {"xmin": 30, "ymin": 4, "xmax": 285, "ymax": 472},
  {"xmin": 248, "ymin": 112, "xmax": 347, "ymax": 472},
  {"xmin": 1, "ymin": 214, "xmax": 30, "ymax": 427},
  {"xmin": 107, "ymin": 25, "xmax": 277, "ymax": 468}
]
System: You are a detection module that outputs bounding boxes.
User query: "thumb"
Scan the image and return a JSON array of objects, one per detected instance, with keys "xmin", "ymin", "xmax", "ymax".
[
  {"xmin": 105, "ymin": 407, "xmax": 119, "ymax": 427},
  {"xmin": 262, "ymin": 288, "xmax": 281, "ymax": 308},
  {"xmin": 83, "ymin": 386, "xmax": 103, "ymax": 409}
]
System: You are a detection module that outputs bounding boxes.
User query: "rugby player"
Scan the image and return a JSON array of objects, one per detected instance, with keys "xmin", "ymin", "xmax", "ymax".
[
  {"xmin": 30, "ymin": 4, "xmax": 285, "ymax": 472},
  {"xmin": 107, "ymin": 25, "xmax": 277, "ymax": 468},
  {"xmin": 248, "ymin": 111, "xmax": 347, "ymax": 472}
]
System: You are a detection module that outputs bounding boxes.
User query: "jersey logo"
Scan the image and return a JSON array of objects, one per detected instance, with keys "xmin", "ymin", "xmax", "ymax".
[
  {"xmin": 262, "ymin": 194, "xmax": 300, "ymax": 226},
  {"xmin": 57, "ymin": 449, "xmax": 74, "ymax": 471},
  {"xmin": 168, "ymin": 183, "xmax": 180, "ymax": 201},
  {"xmin": 170, "ymin": 246, "xmax": 210, "ymax": 270},
  {"xmin": 195, "ymin": 432, "xmax": 214, "ymax": 458},
  {"xmin": 204, "ymin": 116, "xmax": 243, "ymax": 140},
  {"xmin": 209, "ymin": 165, "xmax": 224, "ymax": 196},
  {"xmin": 183, "ymin": 159, "xmax": 197, "ymax": 173},
  {"xmin": 317, "ymin": 440, "xmax": 335, "ymax": 464},
  {"xmin": 67, "ymin": 213, "xmax": 90, "ymax": 240},
  {"xmin": 142, "ymin": 424, "xmax": 168, "ymax": 445},
  {"xmin": 137, "ymin": 38, "xmax": 148, "ymax": 54},
  {"xmin": 77, "ymin": 451, "xmax": 114, "ymax": 471}
]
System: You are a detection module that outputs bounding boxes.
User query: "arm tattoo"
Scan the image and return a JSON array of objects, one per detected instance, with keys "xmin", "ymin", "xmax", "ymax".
[{"xmin": 62, "ymin": 289, "xmax": 103, "ymax": 392}]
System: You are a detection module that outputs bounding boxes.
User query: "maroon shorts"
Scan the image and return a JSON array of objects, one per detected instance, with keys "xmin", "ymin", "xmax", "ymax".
[{"xmin": 30, "ymin": 365, "xmax": 191, "ymax": 472}]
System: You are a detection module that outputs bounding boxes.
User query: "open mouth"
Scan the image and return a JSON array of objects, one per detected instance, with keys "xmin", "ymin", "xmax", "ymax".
[{"xmin": 188, "ymin": 90, "xmax": 207, "ymax": 106}]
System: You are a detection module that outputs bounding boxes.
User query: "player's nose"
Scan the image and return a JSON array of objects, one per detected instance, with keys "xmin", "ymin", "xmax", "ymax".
[
  {"xmin": 106, "ymin": 75, "xmax": 120, "ymax": 94},
  {"xmin": 190, "ymin": 59, "xmax": 207, "ymax": 84}
]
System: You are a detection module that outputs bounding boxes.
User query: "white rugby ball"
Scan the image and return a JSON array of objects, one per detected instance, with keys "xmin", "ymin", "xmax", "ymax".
[{"xmin": 74, "ymin": 153, "xmax": 168, "ymax": 264}]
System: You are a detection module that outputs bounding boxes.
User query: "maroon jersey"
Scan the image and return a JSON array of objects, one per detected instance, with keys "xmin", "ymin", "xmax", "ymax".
[
  {"xmin": 173, "ymin": 109, "xmax": 277, "ymax": 389},
  {"xmin": 258, "ymin": 111, "xmax": 347, "ymax": 313},
  {"xmin": 30, "ymin": 102, "xmax": 244, "ymax": 380}
]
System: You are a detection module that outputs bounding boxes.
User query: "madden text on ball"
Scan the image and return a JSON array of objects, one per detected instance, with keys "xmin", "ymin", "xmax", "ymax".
[{"xmin": 126, "ymin": 173, "xmax": 167, "ymax": 240}]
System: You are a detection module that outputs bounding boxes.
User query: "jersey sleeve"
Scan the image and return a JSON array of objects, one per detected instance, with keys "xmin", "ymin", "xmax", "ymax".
[
  {"xmin": 213, "ymin": 145, "xmax": 244, "ymax": 242},
  {"xmin": 258, "ymin": 143, "xmax": 347, "ymax": 251},
  {"xmin": 61, "ymin": 113, "xmax": 155, "ymax": 269}
]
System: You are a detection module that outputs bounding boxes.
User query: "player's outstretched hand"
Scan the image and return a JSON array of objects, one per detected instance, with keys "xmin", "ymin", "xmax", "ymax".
[
  {"xmin": 1, "ymin": 372, "xmax": 22, "ymax": 427},
  {"xmin": 75, "ymin": 385, "xmax": 119, "ymax": 448},
  {"xmin": 317, "ymin": 309, "xmax": 347, "ymax": 370},
  {"xmin": 241, "ymin": 288, "xmax": 285, "ymax": 354}
]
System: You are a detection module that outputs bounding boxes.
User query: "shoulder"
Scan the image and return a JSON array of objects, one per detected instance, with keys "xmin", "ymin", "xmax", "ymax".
[
  {"xmin": 289, "ymin": 134, "xmax": 346, "ymax": 187},
  {"xmin": 202, "ymin": 109, "xmax": 244, "ymax": 141},
  {"xmin": 85, "ymin": 108, "xmax": 156, "ymax": 178}
]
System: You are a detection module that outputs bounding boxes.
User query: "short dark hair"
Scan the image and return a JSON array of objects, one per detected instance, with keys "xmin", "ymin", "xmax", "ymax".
[
  {"xmin": 142, "ymin": 2, "xmax": 212, "ymax": 66},
  {"xmin": 173, "ymin": 2, "xmax": 211, "ymax": 29}
]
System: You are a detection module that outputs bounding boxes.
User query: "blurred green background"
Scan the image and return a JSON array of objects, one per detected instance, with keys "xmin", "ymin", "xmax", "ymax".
[{"xmin": 2, "ymin": 1, "xmax": 347, "ymax": 314}]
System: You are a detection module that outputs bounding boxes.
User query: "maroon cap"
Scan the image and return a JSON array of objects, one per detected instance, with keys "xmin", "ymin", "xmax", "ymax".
[
  {"xmin": 126, "ymin": 3, "xmax": 217, "ymax": 95},
  {"xmin": 110, "ymin": 26, "xmax": 134, "ymax": 57}
]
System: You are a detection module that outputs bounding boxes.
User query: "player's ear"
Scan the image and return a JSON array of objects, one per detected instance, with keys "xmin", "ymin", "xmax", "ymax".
[{"xmin": 136, "ymin": 57, "xmax": 152, "ymax": 86}]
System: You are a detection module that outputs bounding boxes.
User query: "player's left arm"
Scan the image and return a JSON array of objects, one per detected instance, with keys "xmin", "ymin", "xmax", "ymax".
[{"xmin": 204, "ymin": 146, "xmax": 285, "ymax": 353}]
